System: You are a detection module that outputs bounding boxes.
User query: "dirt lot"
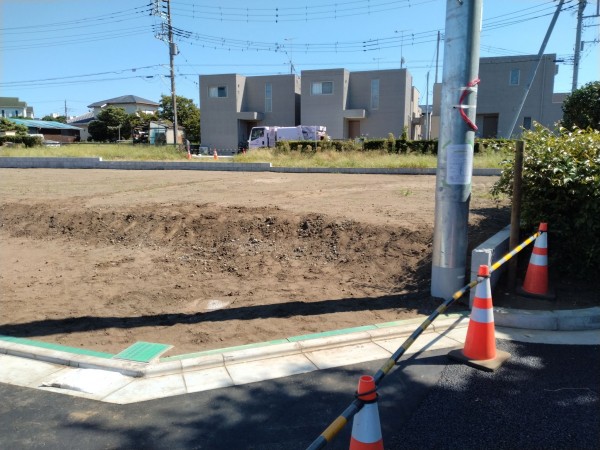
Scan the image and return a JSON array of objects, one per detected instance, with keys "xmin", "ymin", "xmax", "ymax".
[{"xmin": 0, "ymin": 169, "xmax": 511, "ymax": 356}]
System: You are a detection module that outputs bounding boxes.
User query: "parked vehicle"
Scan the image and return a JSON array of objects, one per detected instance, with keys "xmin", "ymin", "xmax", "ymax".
[{"xmin": 247, "ymin": 125, "xmax": 327, "ymax": 149}]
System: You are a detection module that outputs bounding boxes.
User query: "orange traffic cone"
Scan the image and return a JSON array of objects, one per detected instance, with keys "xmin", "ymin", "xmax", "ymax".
[
  {"xmin": 448, "ymin": 265, "xmax": 510, "ymax": 372},
  {"xmin": 349, "ymin": 375, "xmax": 383, "ymax": 450},
  {"xmin": 520, "ymin": 222, "xmax": 554, "ymax": 299},
  {"xmin": 213, "ymin": 148, "xmax": 218, "ymax": 160}
]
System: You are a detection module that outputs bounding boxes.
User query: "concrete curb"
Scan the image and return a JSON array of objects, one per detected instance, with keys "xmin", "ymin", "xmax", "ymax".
[
  {"xmin": 494, "ymin": 306, "xmax": 600, "ymax": 331},
  {"xmin": 0, "ymin": 314, "xmax": 468, "ymax": 378},
  {"xmin": 1, "ymin": 305, "xmax": 599, "ymax": 380}
]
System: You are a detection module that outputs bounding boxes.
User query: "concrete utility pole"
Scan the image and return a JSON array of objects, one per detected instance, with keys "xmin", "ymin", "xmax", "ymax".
[
  {"xmin": 166, "ymin": 0, "xmax": 179, "ymax": 147},
  {"xmin": 572, "ymin": 0, "xmax": 587, "ymax": 92},
  {"xmin": 425, "ymin": 71, "xmax": 431, "ymax": 139},
  {"xmin": 431, "ymin": 0, "xmax": 483, "ymax": 299}
]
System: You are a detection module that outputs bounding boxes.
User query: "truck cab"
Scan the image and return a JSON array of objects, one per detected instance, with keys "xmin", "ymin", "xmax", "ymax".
[{"xmin": 248, "ymin": 126, "xmax": 277, "ymax": 149}]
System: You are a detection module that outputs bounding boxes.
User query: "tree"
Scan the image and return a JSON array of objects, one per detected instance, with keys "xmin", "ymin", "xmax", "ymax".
[
  {"xmin": 0, "ymin": 117, "xmax": 28, "ymax": 135},
  {"xmin": 88, "ymin": 106, "xmax": 130, "ymax": 141},
  {"xmin": 42, "ymin": 115, "xmax": 67, "ymax": 123},
  {"xmin": 158, "ymin": 95, "xmax": 200, "ymax": 142},
  {"xmin": 561, "ymin": 81, "xmax": 600, "ymax": 131}
]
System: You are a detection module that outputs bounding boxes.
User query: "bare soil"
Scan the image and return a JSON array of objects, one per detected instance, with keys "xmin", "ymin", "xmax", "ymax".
[{"xmin": 0, "ymin": 169, "xmax": 515, "ymax": 356}]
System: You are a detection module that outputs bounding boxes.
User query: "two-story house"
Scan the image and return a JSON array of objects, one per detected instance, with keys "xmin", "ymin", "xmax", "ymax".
[
  {"xmin": 199, "ymin": 68, "xmax": 421, "ymax": 150},
  {"xmin": 430, "ymin": 54, "xmax": 565, "ymax": 138}
]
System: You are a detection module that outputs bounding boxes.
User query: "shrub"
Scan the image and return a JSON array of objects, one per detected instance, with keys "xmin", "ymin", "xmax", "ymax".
[
  {"xmin": 491, "ymin": 125, "xmax": 600, "ymax": 279},
  {"xmin": 387, "ymin": 133, "xmax": 396, "ymax": 153},
  {"xmin": 275, "ymin": 140, "xmax": 291, "ymax": 153},
  {"xmin": 0, "ymin": 135, "xmax": 43, "ymax": 147},
  {"xmin": 363, "ymin": 139, "xmax": 386, "ymax": 151}
]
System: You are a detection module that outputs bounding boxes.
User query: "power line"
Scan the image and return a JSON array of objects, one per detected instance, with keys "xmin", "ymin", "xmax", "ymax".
[{"xmin": 0, "ymin": 4, "xmax": 151, "ymax": 33}]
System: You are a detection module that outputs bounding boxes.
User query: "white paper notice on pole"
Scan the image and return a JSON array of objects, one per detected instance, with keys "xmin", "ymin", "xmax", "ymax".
[{"xmin": 446, "ymin": 144, "xmax": 473, "ymax": 185}]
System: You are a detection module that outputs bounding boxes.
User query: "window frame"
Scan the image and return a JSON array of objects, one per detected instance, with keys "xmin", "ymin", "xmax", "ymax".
[
  {"xmin": 209, "ymin": 86, "xmax": 228, "ymax": 98},
  {"xmin": 265, "ymin": 82, "xmax": 272, "ymax": 113},
  {"xmin": 371, "ymin": 78, "xmax": 380, "ymax": 110},
  {"xmin": 311, "ymin": 81, "xmax": 334, "ymax": 95},
  {"xmin": 509, "ymin": 69, "xmax": 520, "ymax": 86}
]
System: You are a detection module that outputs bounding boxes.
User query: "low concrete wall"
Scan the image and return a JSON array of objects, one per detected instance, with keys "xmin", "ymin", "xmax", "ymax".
[
  {"xmin": 0, "ymin": 157, "xmax": 272, "ymax": 172},
  {"xmin": 0, "ymin": 157, "xmax": 501, "ymax": 176},
  {"xmin": 470, "ymin": 225, "xmax": 510, "ymax": 306}
]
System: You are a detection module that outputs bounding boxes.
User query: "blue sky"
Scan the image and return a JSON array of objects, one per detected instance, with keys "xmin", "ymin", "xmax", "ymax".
[{"xmin": 1, "ymin": 0, "xmax": 598, "ymax": 118}]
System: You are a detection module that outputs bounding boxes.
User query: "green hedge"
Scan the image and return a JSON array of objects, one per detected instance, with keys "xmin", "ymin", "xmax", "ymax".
[
  {"xmin": 492, "ymin": 126, "xmax": 600, "ymax": 280},
  {"xmin": 0, "ymin": 135, "xmax": 44, "ymax": 147},
  {"xmin": 274, "ymin": 137, "xmax": 514, "ymax": 156}
]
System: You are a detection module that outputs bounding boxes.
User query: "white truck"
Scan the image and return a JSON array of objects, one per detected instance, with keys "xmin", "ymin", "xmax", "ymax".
[{"xmin": 247, "ymin": 125, "xmax": 327, "ymax": 149}]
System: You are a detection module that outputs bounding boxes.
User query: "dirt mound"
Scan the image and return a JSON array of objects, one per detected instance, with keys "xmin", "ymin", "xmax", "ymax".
[
  {"xmin": 0, "ymin": 170, "xmax": 511, "ymax": 356},
  {"xmin": 0, "ymin": 202, "xmax": 439, "ymax": 355}
]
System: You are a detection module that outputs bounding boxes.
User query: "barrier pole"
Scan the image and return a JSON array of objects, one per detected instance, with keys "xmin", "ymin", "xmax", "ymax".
[
  {"xmin": 508, "ymin": 140, "xmax": 524, "ymax": 291},
  {"xmin": 306, "ymin": 228, "xmax": 543, "ymax": 450}
]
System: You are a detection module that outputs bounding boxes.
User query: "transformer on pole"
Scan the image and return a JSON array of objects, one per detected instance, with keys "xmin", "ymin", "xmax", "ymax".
[{"xmin": 431, "ymin": 0, "xmax": 483, "ymax": 299}]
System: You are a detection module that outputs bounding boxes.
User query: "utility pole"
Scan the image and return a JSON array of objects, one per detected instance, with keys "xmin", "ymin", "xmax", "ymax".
[
  {"xmin": 166, "ymin": 0, "xmax": 179, "ymax": 147},
  {"xmin": 425, "ymin": 71, "xmax": 430, "ymax": 139},
  {"xmin": 285, "ymin": 38, "xmax": 295, "ymax": 74},
  {"xmin": 506, "ymin": 0, "xmax": 563, "ymax": 138},
  {"xmin": 152, "ymin": 0, "xmax": 179, "ymax": 147},
  {"xmin": 435, "ymin": 30, "xmax": 441, "ymax": 84},
  {"xmin": 431, "ymin": 0, "xmax": 483, "ymax": 299},
  {"xmin": 64, "ymin": 100, "xmax": 67, "ymax": 118},
  {"xmin": 572, "ymin": 0, "xmax": 587, "ymax": 92}
]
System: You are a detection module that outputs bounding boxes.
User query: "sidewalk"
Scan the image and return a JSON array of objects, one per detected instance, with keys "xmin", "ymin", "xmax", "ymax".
[{"xmin": 1, "ymin": 307, "xmax": 599, "ymax": 404}]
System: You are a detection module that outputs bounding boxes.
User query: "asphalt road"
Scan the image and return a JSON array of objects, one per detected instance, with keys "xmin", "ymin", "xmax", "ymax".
[{"xmin": 1, "ymin": 339, "xmax": 598, "ymax": 450}]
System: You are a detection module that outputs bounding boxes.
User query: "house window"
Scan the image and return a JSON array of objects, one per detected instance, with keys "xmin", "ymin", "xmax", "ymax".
[
  {"xmin": 509, "ymin": 69, "xmax": 520, "ymax": 86},
  {"xmin": 209, "ymin": 86, "xmax": 227, "ymax": 98},
  {"xmin": 265, "ymin": 82, "xmax": 272, "ymax": 113},
  {"xmin": 371, "ymin": 79, "xmax": 380, "ymax": 110},
  {"xmin": 311, "ymin": 81, "xmax": 333, "ymax": 95},
  {"xmin": 523, "ymin": 116, "xmax": 532, "ymax": 130}
]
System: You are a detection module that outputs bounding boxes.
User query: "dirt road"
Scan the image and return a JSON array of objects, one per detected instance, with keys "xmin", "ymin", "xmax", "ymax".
[{"xmin": 0, "ymin": 169, "xmax": 509, "ymax": 356}]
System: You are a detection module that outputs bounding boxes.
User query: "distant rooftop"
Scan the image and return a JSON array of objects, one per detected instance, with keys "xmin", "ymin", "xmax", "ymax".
[
  {"xmin": 0, "ymin": 97, "xmax": 27, "ymax": 108},
  {"xmin": 88, "ymin": 95, "xmax": 159, "ymax": 108},
  {"xmin": 8, "ymin": 118, "xmax": 81, "ymax": 130},
  {"xmin": 67, "ymin": 111, "xmax": 96, "ymax": 124}
]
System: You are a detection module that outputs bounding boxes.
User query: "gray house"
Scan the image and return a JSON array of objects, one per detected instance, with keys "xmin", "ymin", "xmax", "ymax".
[
  {"xmin": 199, "ymin": 68, "xmax": 421, "ymax": 150},
  {"xmin": 199, "ymin": 74, "xmax": 301, "ymax": 150},
  {"xmin": 301, "ymin": 68, "xmax": 420, "ymax": 140},
  {"xmin": 430, "ymin": 53, "xmax": 565, "ymax": 138}
]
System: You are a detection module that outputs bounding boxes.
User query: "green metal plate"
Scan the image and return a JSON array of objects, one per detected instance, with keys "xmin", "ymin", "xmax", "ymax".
[{"xmin": 113, "ymin": 341, "xmax": 172, "ymax": 363}]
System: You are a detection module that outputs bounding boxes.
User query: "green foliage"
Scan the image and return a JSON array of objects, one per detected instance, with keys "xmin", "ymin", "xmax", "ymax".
[
  {"xmin": 42, "ymin": 115, "xmax": 67, "ymax": 124},
  {"xmin": 89, "ymin": 106, "xmax": 131, "ymax": 141},
  {"xmin": 387, "ymin": 133, "xmax": 396, "ymax": 153},
  {"xmin": 0, "ymin": 135, "xmax": 43, "ymax": 147},
  {"xmin": 492, "ymin": 125, "xmax": 600, "ymax": 279},
  {"xmin": 363, "ymin": 139, "xmax": 387, "ymax": 150},
  {"xmin": 561, "ymin": 81, "xmax": 600, "ymax": 131},
  {"xmin": 0, "ymin": 117, "xmax": 28, "ymax": 135},
  {"xmin": 159, "ymin": 95, "xmax": 201, "ymax": 142}
]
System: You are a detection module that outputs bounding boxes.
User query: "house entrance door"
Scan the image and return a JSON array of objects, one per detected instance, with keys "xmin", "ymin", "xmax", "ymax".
[{"xmin": 348, "ymin": 120, "xmax": 361, "ymax": 139}]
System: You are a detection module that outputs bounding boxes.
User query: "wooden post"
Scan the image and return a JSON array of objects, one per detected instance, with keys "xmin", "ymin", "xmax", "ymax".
[{"xmin": 508, "ymin": 140, "xmax": 524, "ymax": 292}]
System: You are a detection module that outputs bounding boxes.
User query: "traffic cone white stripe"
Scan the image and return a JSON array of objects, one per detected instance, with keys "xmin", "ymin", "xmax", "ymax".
[
  {"xmin": 529, "ymin": 253, "xmax": 548, "ymax": 266},
  {"xmin": 351, "ymin": 404, "xmax": 382, "ymax": 443},
  {"xmin": 470, "ymin": 306, "xmax": 494, "ymax": 324}
]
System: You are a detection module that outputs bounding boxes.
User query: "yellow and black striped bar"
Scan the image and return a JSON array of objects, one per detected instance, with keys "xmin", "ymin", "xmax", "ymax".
[{"xmin": 306, "ymin": 228, "xmax": 544, "ymax": 450}]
